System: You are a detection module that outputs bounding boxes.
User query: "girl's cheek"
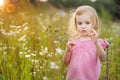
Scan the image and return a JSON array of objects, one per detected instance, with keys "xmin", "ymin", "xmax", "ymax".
[
  {"xmin": 77, "ymin": 28, "xmax": 81, "ymax": 32},
  {"xmin": 77, "ymin": 26, "xmax": 81, "ymax": 30}
]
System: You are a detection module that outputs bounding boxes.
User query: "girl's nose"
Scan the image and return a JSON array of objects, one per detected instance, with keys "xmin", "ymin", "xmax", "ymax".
[{"xmin": 81, "ymin": 24, "xmax": 86, "ymax": 29}]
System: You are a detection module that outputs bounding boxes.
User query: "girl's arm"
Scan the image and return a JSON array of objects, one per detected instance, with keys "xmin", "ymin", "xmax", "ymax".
[
  {"xmin": 95, "ymin": 40, "xmax": 106, "ymax": 62},
  {"xmin": 63, "ymin": 48, "xmax": 72, "ymax": 65},
  {"xmin": 89, "ymin": 29, "xmax": 107, "ymax": 62},
  {"xmin": 63, "ymin": 41, "xmax": 75, "ymax": 65}
]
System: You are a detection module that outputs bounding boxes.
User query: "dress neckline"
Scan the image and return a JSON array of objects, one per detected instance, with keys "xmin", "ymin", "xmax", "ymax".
[{"xmin": 77, "ymin": 38, "xmax": 92, "ymax": 42}]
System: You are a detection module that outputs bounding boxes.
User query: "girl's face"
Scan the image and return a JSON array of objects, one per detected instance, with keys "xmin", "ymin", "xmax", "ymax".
[{"xmin": 76, "ymin": 14, "xmax": 93, "ymax": 36}]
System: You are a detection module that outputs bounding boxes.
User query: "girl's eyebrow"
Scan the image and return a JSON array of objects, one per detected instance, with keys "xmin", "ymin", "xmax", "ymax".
[
  {"xmin": 77, "ymin": 21, "xmax": 82, "ymax": 23},
  {"xmin": 85, "ymin": 21, "xmax": 91, "ymax": 22},
  {"xmin": 77, "ymin": 20, "xmax": 90, "ymax": 22}
]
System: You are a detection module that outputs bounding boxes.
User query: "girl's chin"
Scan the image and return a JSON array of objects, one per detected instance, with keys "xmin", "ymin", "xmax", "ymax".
[
  {"xmin": 81, "ymin": 34, "xmax": 88, "ymax": 37},
  {"xmin": 81, "ymin": 33, "xmax": 88, "ymax": 36}
]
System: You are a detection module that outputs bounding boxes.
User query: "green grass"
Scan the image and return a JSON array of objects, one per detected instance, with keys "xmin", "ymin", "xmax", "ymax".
[{"xmin": 0, "ymin": 2, "xmax": 120, "ymax": 80}]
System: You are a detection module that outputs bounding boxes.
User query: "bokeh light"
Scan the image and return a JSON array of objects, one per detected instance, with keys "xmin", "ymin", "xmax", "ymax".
[
  {"xmin": 0, "ymin": 0, "xmax": 4, "ymax": 7},
  {"xmin": 40, "ymin": 0, "xmax": 48, "ymax": 2}
]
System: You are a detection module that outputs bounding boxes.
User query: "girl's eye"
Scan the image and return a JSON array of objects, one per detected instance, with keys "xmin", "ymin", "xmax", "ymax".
[
  {"xmin": 86, "ymin": 22, "xmax": 90, "ymax": 24},
  {"xmin": 78, "ymin": 22, "xmax": 82, "ymax": 25}
]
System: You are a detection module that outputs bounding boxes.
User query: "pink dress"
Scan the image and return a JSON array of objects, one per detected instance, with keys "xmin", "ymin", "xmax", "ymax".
[{"xmin": 66, "ymin": 39, "xmax": 108, "ymax": 80}]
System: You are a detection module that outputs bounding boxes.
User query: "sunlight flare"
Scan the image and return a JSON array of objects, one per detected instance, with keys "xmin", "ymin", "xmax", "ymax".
[{"xmin": 0, "ymin": 0, "xmax": 4, "ymax": 6}]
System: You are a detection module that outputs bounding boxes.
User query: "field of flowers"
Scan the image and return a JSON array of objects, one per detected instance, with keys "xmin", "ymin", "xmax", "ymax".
[{"xmin": 0, "ymin": 2, "xmax": 120, "ymax": 80}]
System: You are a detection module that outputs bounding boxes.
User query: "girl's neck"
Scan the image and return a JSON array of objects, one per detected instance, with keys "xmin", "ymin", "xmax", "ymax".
[{"xmin": 79, "ymin": 36, "xmax": 91, "ymax": 40}]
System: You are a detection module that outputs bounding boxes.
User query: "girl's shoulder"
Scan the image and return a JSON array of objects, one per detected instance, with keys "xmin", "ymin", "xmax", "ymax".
[
  {"xmin": 98, "ymin": 39, "xmax": 109, "ymax": 44},
  {"xmin": 98, "ymin": 39, "xmax": 109, "ymax": 50},
  {"xmin": 67, "ymin": 38, "xmax": 78, "ymax": 43}
]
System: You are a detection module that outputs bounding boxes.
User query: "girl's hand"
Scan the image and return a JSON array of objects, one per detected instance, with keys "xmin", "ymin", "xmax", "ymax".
[
  {"xmin": 88, "ymin": 29, "xmax": 99, "ymax": 44},
  {"xmin": 67, "ymin": 41, "xmax": 76, "ymax": 51}
]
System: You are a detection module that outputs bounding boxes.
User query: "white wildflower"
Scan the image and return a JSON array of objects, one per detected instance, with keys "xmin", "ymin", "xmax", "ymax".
[
  {"xmin": 0, "ymin": 42, "xmax": 2, "ymax": 45},
  {"xmin": 39, "ymin": 13, "xmax": 43, "ymax": 16},
  {"xmin": 31, "ymin": 59, "xmax": 38, "ymax": 63},
  {"xmin": 19, "ymin": 29, "xmax": 22, "ymax": 32},
  {"xmin": 39, "ymin": 52, "xmax": 44, "ymax": 55},
  {"xmin": 0, "ymin": 21, "xmax": 3, "ymax": 25},
  {"xmin": 16, "ymin": 26, "xmax": 21, "ymax": 29},
  {"xmin": 52, "ymin": 17, "xmax": 57, "ymax": 22},
  {"xmin": 43, "ymin": 47, "xmax": 48, "ymax": 54},
  {"xmin": 55, "ymin": 47, "xmax": 63, "ymax": 54},
  {"xmin": 22, "ymin": 23, "xmax": 28, "ymax": 27},
  {"xmin": 45, "ymin": 47, "xmax": 48, "ymax": 51},
  {"xmin": 55, "ymin": 65, "xmax": 59, "ymax": 69},
  {"xmin": 3, "ymin": 52, "xmax": 7, "ymax": 54},
  {"xmin": 33, "ymin": 71, "xmax": 36, "ymax": 76},
  {"xmin": 34, "ymin": 50, "xmax": 37, "ymax": 53},
  {"xmin": 7, "ymin": 31, "xmax": 19, "ymax": 36},
  {"xmin": 37, "ymin": 69, "xmax": 39, "ymax": 71},
  {"xmin": 40, "ymin": 66, "xmax": 44, "ymax": 68},
  {"xmin": 41, "ymin": 46, "xmax": 44, "ymax": 49},
  {"xmin": 18, "ymin": 35, "xmax": 26, "ymax": 41},
  {"xmin": 43, "ymin": 76, "xmax": 47, "ymax": 80},
  {"xmin": 48, "ymin": 52, "xmax": 52, "ymax": 57},
  {"xmin": 39, "ymin": 46, "xmax": 48, "ymax": 55},
  {"xmin": 10, "ymin": 25, "xmax": 16, "ymax": 28},
  {"xmin": 61, "ymin": 76, "xmax": 64, "ymax": 78},
  {"xmin": 50, "ymin": 61, "xmax": 59, "ymax": 69},
  {"xmin": 23, "ymin": 27, "xmax": 29, "ymax": 31},
  {"xmin": 31, "ymin": 54, "xmax": 36, "ymax": 56},
  {"xmin": 24, "ymin": 52, "xmax": 27, "ymax": 54},
  {"xmin": 54, "ymin": 40, "xmax": 60, "ymax": 44},
  {"xmin": 25, "ymin": 54, "xmax": 30, "ymax": 58},
  {"xmin": 1, "ymin": 29, "xmax": 7, "ymax": 35},
  {"xmin": 11, "ymin": 46, "xmax": 15, "ymax": 49},
  {"xmin": 19, "ymin": 52, "xmax": 23, "ymax": 54},
  {"xmin": 3, "ymin": 46, "xmax": 7, "ymax": 50},
  {"xmin": 50, "ymin": 61, "xmax": 55, "ymax": 69},
  {"xmin": 27, "ymin": 50, "xmax": 31, "ymax": 53},
  {"xmin": 0, "ymin": 48, "xmax": 2, "ymax": 51}
]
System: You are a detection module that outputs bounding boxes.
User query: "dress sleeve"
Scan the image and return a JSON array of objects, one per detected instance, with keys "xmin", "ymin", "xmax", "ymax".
[{"xmin": 99, "ymin": 39, "xmax": 109, "ymax": 50}]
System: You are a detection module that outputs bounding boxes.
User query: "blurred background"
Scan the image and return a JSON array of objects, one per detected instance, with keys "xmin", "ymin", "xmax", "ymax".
[{"xmin": 0, "ymin": 0, "xmax": 120, "ymax": 80}]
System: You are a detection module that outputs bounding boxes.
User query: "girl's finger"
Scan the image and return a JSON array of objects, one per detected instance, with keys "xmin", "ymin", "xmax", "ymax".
[
  {"xmin": 70, "ymin": 42, "xmax": 76, "ymax": 46},
  {"xmin": 91, "ymin": 28, "xmax": 97, "ymax": 34},
  {"xmin": 67, "ymin": 42, "xmax": 75, "ymax": 49},
  {"xmin": 88, "ymin": 33, "xmax": 95, "ymax": 37},
  {"xmin": 91, "ymin": 28, "xmax": 100, "ymax": 37},
  {"xmin": 68, "ymin": 41, "xmax": 75, "ymax": 46}
]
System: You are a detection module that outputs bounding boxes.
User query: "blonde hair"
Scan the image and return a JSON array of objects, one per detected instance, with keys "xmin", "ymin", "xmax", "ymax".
[{"xmin": 67, "ymin": 5, "xmax": 99, "ymax": 39}]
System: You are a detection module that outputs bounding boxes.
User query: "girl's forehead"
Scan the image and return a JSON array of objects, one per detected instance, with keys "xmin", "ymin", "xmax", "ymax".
[{"xmin": 76, "ymin": 14, "xmax": 92, "ymax": 21}]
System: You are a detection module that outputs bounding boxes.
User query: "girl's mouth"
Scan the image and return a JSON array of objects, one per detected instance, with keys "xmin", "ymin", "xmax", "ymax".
[{"xmin": 81, "ymin": 30, "xmax": 87, "ymax": 32}]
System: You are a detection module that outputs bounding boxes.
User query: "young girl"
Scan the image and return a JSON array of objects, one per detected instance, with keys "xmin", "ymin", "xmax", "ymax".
[{"xmin": 64, "ymin": 5, "xmax": 109, "ymax": 80}]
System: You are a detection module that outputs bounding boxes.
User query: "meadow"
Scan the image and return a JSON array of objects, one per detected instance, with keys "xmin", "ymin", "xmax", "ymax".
[{"xmin": 0, "ymin": 2, "xmax": 120, "ymax": 80}]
